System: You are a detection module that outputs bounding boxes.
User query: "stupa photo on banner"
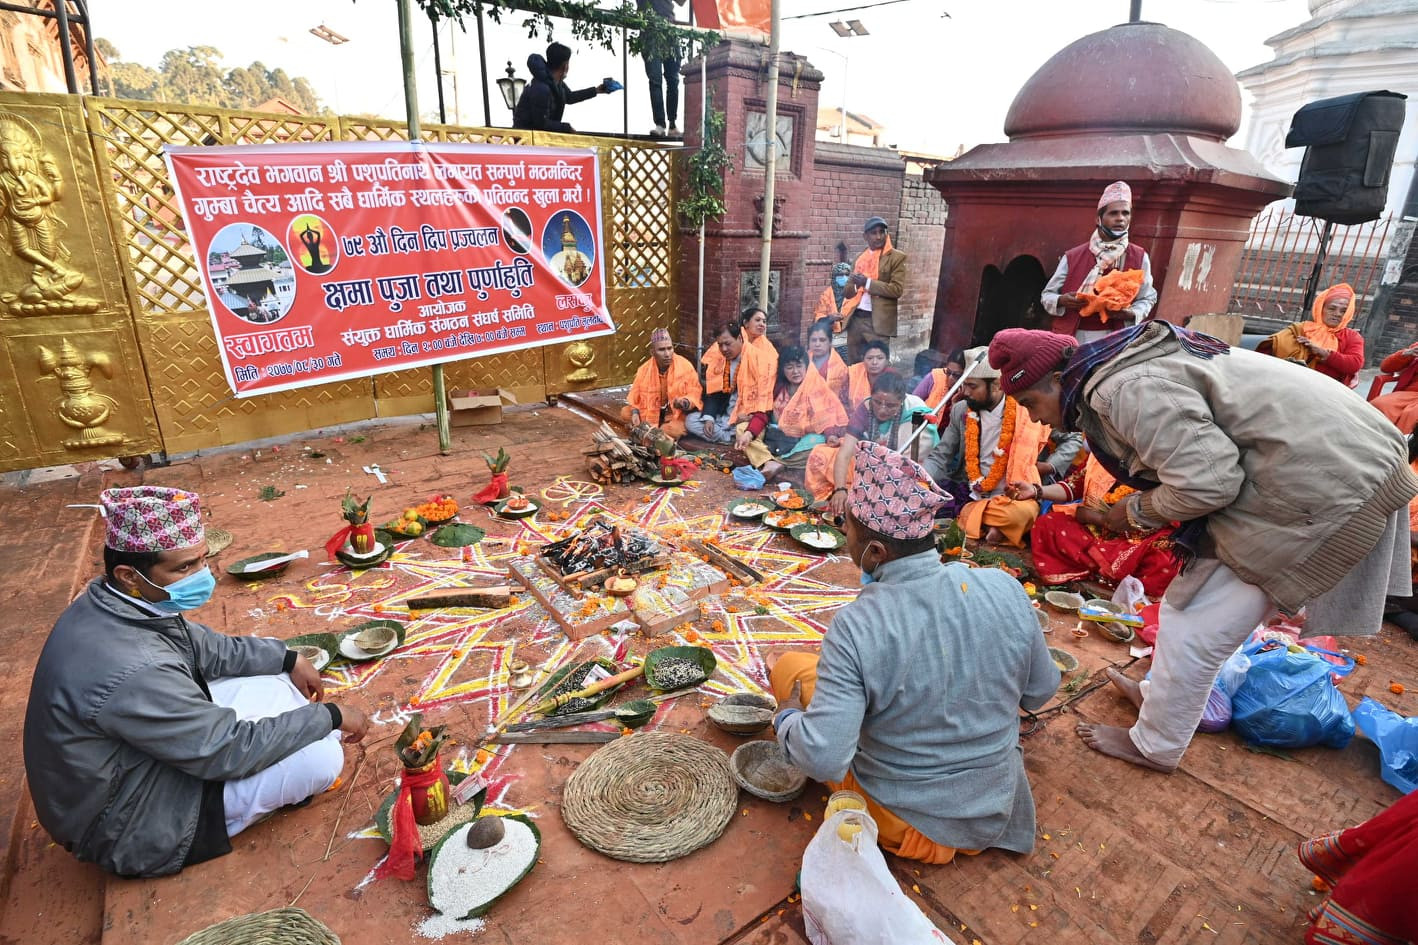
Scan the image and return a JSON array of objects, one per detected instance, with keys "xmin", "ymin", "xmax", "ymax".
[
  {"xmin": 544, "ymin": 211, "xmax": 595, "ymax": 287},
  {"xmin": 207, "ymin": 223, "xmax": 297, "ymax": 325}
]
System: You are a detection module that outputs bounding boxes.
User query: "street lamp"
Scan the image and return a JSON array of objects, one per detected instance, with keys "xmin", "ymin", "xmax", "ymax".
[
  {"xmin": 497, "ymin": 61, "xmax": 525, "ymax": 111},
  {"xmin": 823, "ymin": 19, "xmax": 868, "ymax": 143},
  {"xmin": 309, "ymin": 24, "xmax": 349, "ymax": 45},
  {"xmin": 828, "ymin": 19, "xmax": 868, "ymax": 37}
]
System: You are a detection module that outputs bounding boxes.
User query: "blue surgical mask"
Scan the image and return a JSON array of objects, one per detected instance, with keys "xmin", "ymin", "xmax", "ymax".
[
  {"xmin": 859, "ymin": 569, "xmax": 876, "ymax": 586},
  {"xmin": 140, "ymin": 566, "xmax": 217, "ymax": 613},
  {"xmin": 834, "ymin": 275, "xmax": 849, "ymax": 287}
]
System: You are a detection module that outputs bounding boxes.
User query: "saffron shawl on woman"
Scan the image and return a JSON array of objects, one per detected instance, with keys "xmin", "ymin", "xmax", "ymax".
[
  {"xmin": 728, "ymin": 337, "xmax": 779, "ymax": 424},
  {"xmin": 809, "ymin": 349, "xmax": 850, "ymax": 407},
  {"xmin": 804, "ymin": 397, "xmax": 937, "ymax": 500}
]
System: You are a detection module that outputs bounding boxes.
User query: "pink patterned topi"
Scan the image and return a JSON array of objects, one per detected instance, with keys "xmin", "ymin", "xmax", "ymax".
[
  {"xmin": 849, "ymin": 441, "xmax": 951, "ymax": 540},
  {"xmin": 101, "ymin": 486, "xmax": 205, "ymax": 553},
  {"xmin": 650, "ymin": 327, "xmax": 672, "ymax": 346},
  {"xmin": 1097, "ymin": 180, "xmax": 1131, "ymax": 210}
]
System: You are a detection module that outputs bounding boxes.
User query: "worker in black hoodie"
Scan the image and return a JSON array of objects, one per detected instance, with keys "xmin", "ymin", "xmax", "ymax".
[{"xmin": 513, "ymin": 42, "xmax": 612, "ymax": 132}]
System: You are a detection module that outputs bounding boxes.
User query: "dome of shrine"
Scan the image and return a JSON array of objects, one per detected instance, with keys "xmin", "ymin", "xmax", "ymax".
[{"xmin": 1003, "ymin": 21, "xmax": 1242, "ymax": 142}]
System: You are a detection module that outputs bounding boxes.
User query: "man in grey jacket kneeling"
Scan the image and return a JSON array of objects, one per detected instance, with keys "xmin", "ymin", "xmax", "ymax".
[
  {"xmin": 23, "ymin": 486, "xmax": 369, "ymax": 877},
  {"xmin": 991, "ymin": 323, "xmax": 1417, "ymax": 773}
]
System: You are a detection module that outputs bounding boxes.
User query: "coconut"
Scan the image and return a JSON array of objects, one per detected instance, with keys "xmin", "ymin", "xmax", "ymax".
[
  {"xmin": 427, "ymin": 817, "xmax": 540, "ymax": 920},
  {"xmin": 465, "ymin": 816, "xmax": 506, "ymax": 849}
]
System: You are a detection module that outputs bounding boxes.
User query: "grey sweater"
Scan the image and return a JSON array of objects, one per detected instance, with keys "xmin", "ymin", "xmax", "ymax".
[
  {"xmin": 777, "ymin": 551, "xmax": 1059, "ymax": 853},
  {"xmin": 23, "ymin": 580, "xmax": 333, "ymax": 876}
]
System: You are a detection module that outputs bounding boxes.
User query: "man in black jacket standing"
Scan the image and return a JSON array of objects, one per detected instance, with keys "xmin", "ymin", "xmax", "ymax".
[{"xmin": 513, "ymin": 42, "xmax": 612, "ymax": 133}]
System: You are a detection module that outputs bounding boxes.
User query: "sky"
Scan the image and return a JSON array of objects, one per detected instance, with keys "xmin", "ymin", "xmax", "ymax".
[{"xmin": 91, "ymin": 0, "xmax": 1313, "ymax": 155}]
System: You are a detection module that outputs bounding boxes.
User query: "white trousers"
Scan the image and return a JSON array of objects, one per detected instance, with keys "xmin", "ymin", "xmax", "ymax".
[
  {"xmin": 1132, "ymin": 561, "xmax": 1273, "ymax": 768},
  {"xmin": 208, "ymin": 675, "xmax": 344, "ymax": 836}
]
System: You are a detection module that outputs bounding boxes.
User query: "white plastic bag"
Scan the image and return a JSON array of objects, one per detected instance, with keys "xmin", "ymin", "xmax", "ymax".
[
  {"xmin": 801, "ymin": 810, "xmax": 956, "ymax": 945},
  {"xmin": 1111, "ymin": 576, "xmax": 1147, "ymax": 614}
]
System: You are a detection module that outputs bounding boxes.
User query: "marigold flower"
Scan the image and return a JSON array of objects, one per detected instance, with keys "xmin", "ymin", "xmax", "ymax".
[{"xmin": 1390, "ymin": 682, "xmax": 1406, "ymax": 695}]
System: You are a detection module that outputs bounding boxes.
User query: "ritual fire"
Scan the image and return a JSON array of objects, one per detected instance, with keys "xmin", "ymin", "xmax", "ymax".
[{"xmin": 539, "ymin": 517, "xmax": 663, "ymax": 579}]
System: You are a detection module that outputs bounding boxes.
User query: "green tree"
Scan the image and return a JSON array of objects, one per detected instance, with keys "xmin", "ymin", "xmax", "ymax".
[{"xmin": 94, "ymin": 39, "xmax": 325, "ymax": 113}]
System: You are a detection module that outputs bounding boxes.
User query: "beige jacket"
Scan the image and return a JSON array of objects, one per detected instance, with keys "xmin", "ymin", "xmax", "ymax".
[{"xmin": 1075, "ymin": 323, "xmax": 1417, "ymax": 612}]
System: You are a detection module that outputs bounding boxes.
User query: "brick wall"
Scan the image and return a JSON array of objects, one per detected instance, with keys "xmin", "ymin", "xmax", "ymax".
[
  {"xmin": 1369, "ymin": 220, "xmax": 1418, "ymax": 359},
  {"xmin": 799, "ymin": 141, "xmax": 946, "ymax": 366}
]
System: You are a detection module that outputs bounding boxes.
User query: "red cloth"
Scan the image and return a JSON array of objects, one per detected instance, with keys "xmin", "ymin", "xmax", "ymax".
[
  {"xmin": 1299, "ymin": 789, "xmax": 1418, "ymax": 945},
  {"xmin": 473, "ymin": 473, "xmax": 509, "ymax": 505},
  {"xmin": 1378, "ymin": 349, "xmax": 1418, "ymax": 393},
  {"xmin": 375, "ymin": 758, "xmax": 448, "ymax": 881},
  {"xmin": 1031, "ymin": 512, "xmax": 1179, "ymax": 598},
  {"xmin": 1309, "ymin": 328, "xmax": 1365, "ymax": 387},
  {"xmin": 991, "ymin": 329, "xmax": 1076, "ymax": 396},
  {"xmin": 324, "ymin": 522, "xmax": 374, "ymax": 560}
]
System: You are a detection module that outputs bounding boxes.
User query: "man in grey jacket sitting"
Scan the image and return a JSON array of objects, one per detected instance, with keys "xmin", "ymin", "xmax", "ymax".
[
  {"xmin": 23, "ymin": 486, "xmax": 369, "ymax": 877},
  {"xmin": 771, "ymin": 442, "xmax": 1059, "ymax": 863},
  {"xmin": 991, "ymin": 324, "xmax": 1417, "ymax": 773}
]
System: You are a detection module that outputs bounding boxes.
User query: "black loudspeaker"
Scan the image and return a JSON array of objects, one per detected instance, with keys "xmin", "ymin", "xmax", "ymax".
[{"xmin": 1286, "ymin": 90, "xmax": 1407, "ymax": 225}]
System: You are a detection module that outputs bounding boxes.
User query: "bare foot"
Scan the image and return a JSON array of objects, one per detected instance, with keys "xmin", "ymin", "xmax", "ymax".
[
  {"xmin": 1075, "ymin": 722, "xmax": 1176, "ymax": 772},
  {"xmin": 702, "ymin": 418, "xmax": 718, "ymax": 438},
  {"xmin": 1105, "ymin": 667, "xmax": 1144, "ymax": 709},
  {"xmin": 985, "ymin": 527, "xmax": 1006, "ymax": 543},
  {"xmin": 760, "ymin": 461, "xmax": 784, "ymax": 478}
]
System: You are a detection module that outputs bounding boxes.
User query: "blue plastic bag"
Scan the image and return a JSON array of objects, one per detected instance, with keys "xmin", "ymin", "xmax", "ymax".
[
  {"xmin": 1229, "ymin": 642, "xmax": 1355, "ymax": 749},
  {"xmin": 1352, "ymin": 697, "xmax": 1418, "ymax": 794},
  {"xmin": 731, "ymin": 466, "xmax": 765, "ymax": 490}
]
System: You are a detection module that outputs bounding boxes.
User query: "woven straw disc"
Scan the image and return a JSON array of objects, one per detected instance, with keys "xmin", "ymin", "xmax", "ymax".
[
  {"xmin": 561, "ymin": 732, "xmax": 737, "ymax": 863},
  {"xmin": 205, "ymin": 527, "xmax": 233, "ymax": 556},
  {"xmin": 175, "ymin": 907, "xmax": 340, "ymax": 945}
]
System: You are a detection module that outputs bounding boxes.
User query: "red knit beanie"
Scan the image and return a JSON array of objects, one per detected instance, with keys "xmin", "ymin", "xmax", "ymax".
[{"xmin": 990, "ymin": 329, "xmax": 1075, "ymax": 395}]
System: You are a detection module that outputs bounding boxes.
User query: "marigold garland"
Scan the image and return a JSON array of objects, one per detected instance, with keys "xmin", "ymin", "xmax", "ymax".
[
  {"xmin": 964, "ymin": 396, "xmax": 1018, "ymax": 494},
  {"xmin": 1102, "ymin": 481, "xmax": 1137, "ymax": 505}
]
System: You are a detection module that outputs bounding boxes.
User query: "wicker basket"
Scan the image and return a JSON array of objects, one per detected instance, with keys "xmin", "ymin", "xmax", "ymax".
[{"xmin": 174, "ymin": 908, "xmax": 340, "ymax": 945}]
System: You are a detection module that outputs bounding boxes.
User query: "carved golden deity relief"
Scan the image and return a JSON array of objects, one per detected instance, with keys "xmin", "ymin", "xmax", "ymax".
[
  {"xmin": 36, "ymin": 338, "xmax": 127, "ymax": 449},
  {"xmin": 0, "ymin": 113, "xmax": 99, "ymax": 316}
]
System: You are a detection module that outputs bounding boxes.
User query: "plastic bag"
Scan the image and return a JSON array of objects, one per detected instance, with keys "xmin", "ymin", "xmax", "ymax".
[
  {"xmin": 1111, "ymin": 576, "xmax": 1147, "ymax": 615},
  {"xmin": 1352, "ymin": 697, "xmax": 1418, "ymax": 794},
  {"xmin": 801, "ymin": 810, "xmax": 955, "ymax": 945},
  {"xmin": 1198, "ymin": 649, "xmax": 1251, "ymax": 734},
  {"xmin": 1230, "ymin": 642, "xmax": 1355, "ymax": 749},
  {"xmin": 731, "ymin": 465, "xmax": 765, "ymax": 490}
]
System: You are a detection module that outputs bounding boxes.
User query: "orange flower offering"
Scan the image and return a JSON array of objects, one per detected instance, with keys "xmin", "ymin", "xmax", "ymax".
[
  {"xmin": 965, "ymin": 396, "xmax": 1019, "ymax": 494},
  {"xmin": 1355, "ymin": 654, "xmax": 1368, "ymax": 666},
  {"xmin": 1311, "ymin": 876, "xmax": 1330, "ymax": 893},
  {"xmin": 506, "ymin": 495, "xmax": 531, "ymax": 511},
  {"xmin": 415, "ymin": 494, "xmax": 459, "ymax": 520},
  {"xmin": 711, "ymin": 620, "xmax": 725, "ymax": 632},
  {"xmin": 1390, "ymin": 682, "xmax": 1406, "ymax": 695},
  {"xmin": 773, "ymin": 491, "xmax": 806, "ymax": 509}
]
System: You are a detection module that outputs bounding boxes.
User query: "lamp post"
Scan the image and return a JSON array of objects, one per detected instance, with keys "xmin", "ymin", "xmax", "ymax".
[
  {"xmin": 811, "ymin": 45, "xmax": 849, "ymax": 143},
  {"xmin": 824, "ymin": 20, "xmax": 867, "ymax": 144},
  {"xmin": 497, "ymin": 61, "xmax": 526, "ymax": 113}
]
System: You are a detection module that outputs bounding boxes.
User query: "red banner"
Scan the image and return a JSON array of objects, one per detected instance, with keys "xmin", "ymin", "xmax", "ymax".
[{"xmin": 165, "ymin": 143, "xmax": 614, "ymax": 397}]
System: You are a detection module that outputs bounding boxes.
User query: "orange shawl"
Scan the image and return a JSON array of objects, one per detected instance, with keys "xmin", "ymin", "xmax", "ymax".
[
  {"xmin": 729, "ymin": 338, "xmax": 778, "ymax": 423},
  {"xmin": 924, "ymin": 368, "xmax": 954, "ymax": 410},
  {"xmin": 846, "ymin": 362, "xmax": 875, "ymax": 412},
  {"xmin": 1301, "ymin": 283, "xmax": 1356, "ymax": 348},
  {"xmin": 845, "ymin": 235, "xmax": 894, "ymax": 310},
  {"xmin": 627, "ymin": 354, "xmax": 702, "ymax": 421},
  {"xmin": 1077, "ymin": 268, "xmax": 1144, "ymax": 323},
  {"xmin": 702, "ymin": 344, "xmax": 733, "ymax": 395},
  {"xmin": 1054, "ymin": 454, "xmax": 1114, "ymax": 518},
  {"xmin": 809, "ymin": 350, "xmax": 849, "ymax": 407},
  {"xmin": 776, "ymin": 364, "xmax": 848, "ymax": 438}
]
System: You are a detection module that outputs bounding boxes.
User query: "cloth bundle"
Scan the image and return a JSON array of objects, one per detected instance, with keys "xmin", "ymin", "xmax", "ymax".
[{"xmin": 1077, "ymin": 269, "xmax": 1144, "ymax": 322}]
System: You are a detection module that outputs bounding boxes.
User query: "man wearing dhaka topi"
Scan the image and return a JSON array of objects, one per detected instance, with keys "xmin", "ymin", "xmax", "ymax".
[
  {"xmin": 989, "ymin": 324, "xmax": 1416, "ymax": 773},
  {"xmin": 622, "ymin": 327, "xmax": 702, "ymax": 441},
  {"xmin": 24, "ymin": 487, "xmax": 369, "ymax": 877},
  {"xmin": 1041, "ymin": 181, "xmax": 1157, "ymax": 343},
  {"xmin": 771, "ymin": 442, "xmax": 1059, "ymax": 863}
]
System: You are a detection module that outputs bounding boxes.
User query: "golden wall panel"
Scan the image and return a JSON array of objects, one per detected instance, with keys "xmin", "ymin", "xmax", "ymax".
[
  {"xmin": 0, "ymin": 92, "xmax": 161, "ymax": 471},
  {"xmin": 0, "ymin": 93, "xmax": 681, "ymax": 468}
]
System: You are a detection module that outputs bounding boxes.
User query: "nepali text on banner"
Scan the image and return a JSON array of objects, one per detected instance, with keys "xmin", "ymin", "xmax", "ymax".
[{"xmin": 164, "ymin": 142, "xmax": 615, "ymax": 397}]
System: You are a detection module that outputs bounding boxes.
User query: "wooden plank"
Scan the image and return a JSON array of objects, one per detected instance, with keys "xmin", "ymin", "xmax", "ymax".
[
  {"xmin": 489, "ymin": 731, "xmax": 621, "ymax": 744},
  {"xmin": 405, "ymin": 585, "xmax": 511, "ymax": 610},
  {"xmin": 686, "ymin": 539, "xmax": 763, "ymax": 585}
]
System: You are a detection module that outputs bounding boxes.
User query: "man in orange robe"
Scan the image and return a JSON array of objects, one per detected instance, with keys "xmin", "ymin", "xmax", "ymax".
[
  {"xmin": 922, "ymin": 346, "xmax": 1047, "ymax": 546},
  {"xmin": 621, "ymin": 328, "xmax": 702, "ymax": 441}
]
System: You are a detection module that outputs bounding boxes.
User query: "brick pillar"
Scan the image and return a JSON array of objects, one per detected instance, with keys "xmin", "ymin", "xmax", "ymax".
[{"xmin": 679, "ymin": 39, "xmax": 823, "ymax": 355}]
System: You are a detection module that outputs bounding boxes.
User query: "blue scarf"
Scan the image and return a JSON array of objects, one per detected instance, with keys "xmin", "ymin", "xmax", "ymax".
[{"xmin": 1059, "ymin": 321, "xmax": 1230, "ymax": 561}]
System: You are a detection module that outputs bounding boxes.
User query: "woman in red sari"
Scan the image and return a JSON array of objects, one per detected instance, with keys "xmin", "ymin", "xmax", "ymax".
[
  {"xmin": 1010, "ymin": 453, "xmax": 1178, "ymax": 597},
  {"xmin": 1298, "ymin": 789, "xmax": 1418, "ymax": 945}
]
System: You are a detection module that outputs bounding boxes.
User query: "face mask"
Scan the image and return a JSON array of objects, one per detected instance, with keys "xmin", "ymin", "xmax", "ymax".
[
  {"xmin": 834, "ymin": 275, "xmax": 848, "ymax": 287},
  {"xmin": 139, "ymin": 566, "xmax": 216, "ymax": 613},
  {"xmin": 854, "ymin": 543, "xmax": 880, "ymax": 585},
  {"xmin": 1098, "ymin": 223, "xmax": 1127, "ymax": 241}
]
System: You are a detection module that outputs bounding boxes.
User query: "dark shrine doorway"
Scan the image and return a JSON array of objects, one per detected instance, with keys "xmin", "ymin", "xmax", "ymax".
[{"xmin": 971, "ymin": 255, "xmax": 1049, "ymax": 345}]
